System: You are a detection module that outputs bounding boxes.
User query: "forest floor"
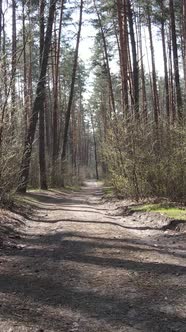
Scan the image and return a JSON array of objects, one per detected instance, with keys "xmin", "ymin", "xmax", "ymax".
[{"xmin": 0, "ymin": 181, "xmax": 186, "ymax": 332}]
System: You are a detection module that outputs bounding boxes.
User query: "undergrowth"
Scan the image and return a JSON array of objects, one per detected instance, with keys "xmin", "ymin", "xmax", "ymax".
[{"xmin": 131, "ymin": 203, "xmax": 186, "ymax": 220}]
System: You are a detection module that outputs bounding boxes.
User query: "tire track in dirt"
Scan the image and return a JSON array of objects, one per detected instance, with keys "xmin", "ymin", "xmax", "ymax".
[{"xmin": 0, "ymin": 181, "xmax": 185, "ymax": 332}]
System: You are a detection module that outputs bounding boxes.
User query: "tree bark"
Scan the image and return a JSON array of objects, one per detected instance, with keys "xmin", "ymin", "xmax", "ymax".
[
  {"xmin": 0, "ymin": 0, "xmax": 2, "ymax": 54},
  {"xmin": 138, "ymin": 11, "xmax": 147, "ymax": 122},
  {"xmin": 160, "ymin": 1, "xmax": 170, "ymax": 121},
  {"xmin": 117, "ymin": 0, "xmax": 128, "ymax": 114},
  {"xmin": 11, "ymin": 0, "xmax": 16, "ymax": 134},
  {"xmin": 94, "ymin": 0, "xmax": 116, "ymax": 114},
  {"xmin": 168, "ymin": 29, "xmax": 176, "ymax": 123},
  {"xmin": 91, "ymin": 115, "xmax": 99, "ymax": 180},
  {"xmin": 183, "ymin": 0, "xmax": 186, "ymax": 103},
  {"xmin": 28, "ymin": 0, "xmax": 33, "ymax": 114},
  {"xmin": 169, "ymin": 0, "xmax": 183, "ymax": 120},
  {"xmin": 22, "ymin": 0, "xmax": 29, "ymax": 137},
  {"xmin": 17, "ymin": 0, "xmax": 57, "ymax": 193},
  {"xmin": 147, "ymin": 9, "xmax": 159, "ymax": 126},
  {"xmin": 52, "ymin": 0, "xmax": 64, "ymax": 180},
  {"xmin": 127, "ymin": 0, "xmax": 139, "ymax": 118},
  {"xmin": 61, "ymin": 0, "xmax": 83, "ymax": 186},
  {"xmin": 0, "ymin": 0, "xmax": 2, "ymax": 108},
  {"xmin": 39, "ymin": 0, "xmax": 48, "ymax": 190}
]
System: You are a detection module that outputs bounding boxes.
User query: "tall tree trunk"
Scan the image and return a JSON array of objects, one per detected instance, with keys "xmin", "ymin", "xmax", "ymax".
[
  {"xmin": 17, "ymin": 0, "xmax": 57, "ymax": 193},
  {"xmin": 11, "ymin": 0, "xmax": 16, "ymax": 134},
  {"xmin": 2, "ymin": 13, "xmax": 7, "ymax": 99},
  {"xmin": 22, "ymin": 0, "xmax": 29, "ymax": 137},
  {"xmin": 0, "ymin": 0, "xmax": 2, "ymax": 110},
  {"xmin": 138, "ymin": 11, "xmax": 147, "ymax": 121},
  {"xmin": 160, "ymin": 1, "xmax": 170, "ymax": 121},
  {"xmin": 127, "ymin": 0, "xmax": 139, "ymax": 118},
  {"xmin": 94, "ymin": 0, "xmax": 116, "ymax": 114},
  {"xmin": 0, "ymin": 14, "xmax": 10, "ymax": 149},
  {"xmin": 61, "ymin": 0, "xmax": 83, "ymax": 186},
  {"xmin": 0, "ymin": 0, "xmax": 2, "ymax": 159},
  {"xmin": 52, "ymin": 0, "xmax": 64, "ymax": 180},
  {"xmin": 147, "ymin": 8, "xmax": 159, "ymax": 126},
  {"xmin": 117, "ymin": 0, "xmax": 128, "ymax": 114},
  {"xmin": 169, "ymin": 0, "xmax": 183, "ymax": 120},
  {"xmin": 28, "ymin": 0, "xmax": 33, "ymax": 115},
  {"xmin": 39, "ymin": 0, "xmax": 48, "ymax": 190},
  {"xmin": 168, "ymin": 29, "xmax": 176, "ymax": 123},
  {"xmin": 0, "ymin": 0, "xmax": 2, "ymax": 54},
  {"xmin": 91, "ymin": 115, "xmax": 99, "ymax": 180},
  {"xmin": 183, "ymin": 0, "xmax": 186, "ymax": 103}
]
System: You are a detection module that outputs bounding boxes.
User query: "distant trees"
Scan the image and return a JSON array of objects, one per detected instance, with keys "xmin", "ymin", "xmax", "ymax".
[
  {"xmin": 0, "ymin": 0, "xmax": 94, "ymax": 199},
  {"xmin": 0, "ymin": 0, "xmax": 185, "ymax": 202},
  {"xmin": 61, "ymin": 0, "xmax": 83, "ymax": 186},
  {"xmin": 88, "ymin": 0, "xmax": 186, "ymax": 201}
]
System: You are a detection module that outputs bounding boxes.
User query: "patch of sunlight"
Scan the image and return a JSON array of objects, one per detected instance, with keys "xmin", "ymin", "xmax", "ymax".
[
  {"xmin": 15, "ymin": 195, "xmax": 39, "ymax": 204},
  {"xmin": 64, "ymin": 185, "xmax": 81, "ymax": 191},
  {"xmin": 132, "ymin": 204, "xmax": 186, "ymax": 220},
  {"xmin": 103, "ymin": 186, "xmax": 114, "ymax": 197}
]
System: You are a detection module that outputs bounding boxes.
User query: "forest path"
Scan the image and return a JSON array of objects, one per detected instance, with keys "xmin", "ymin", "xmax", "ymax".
[{"xmin": 0, "ymin": 181, "xmax": 186, "ymax": 332}]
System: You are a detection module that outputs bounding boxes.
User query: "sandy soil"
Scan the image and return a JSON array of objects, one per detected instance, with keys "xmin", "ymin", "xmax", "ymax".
[{"xmin": 0, "ymin": 181, "xmax": 185, "ymax": 332}]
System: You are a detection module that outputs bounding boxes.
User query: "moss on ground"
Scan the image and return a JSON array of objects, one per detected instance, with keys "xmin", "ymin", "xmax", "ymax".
[
  {"xmin": 131, "ymin": 203, "xmax": 186, "ymax": 220},
  {"xmin": 64, "ymin": 185, "xmax": 81, "ymax": 191},
  {"xmin": 103, "ymin": 186, "xmax": 115, "ymax": 197}
]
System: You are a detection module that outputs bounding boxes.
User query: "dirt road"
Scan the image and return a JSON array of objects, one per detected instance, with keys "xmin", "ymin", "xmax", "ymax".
[{"xmin": 0, "ymin": 181, "xmax": 186, "ymax": 332}]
